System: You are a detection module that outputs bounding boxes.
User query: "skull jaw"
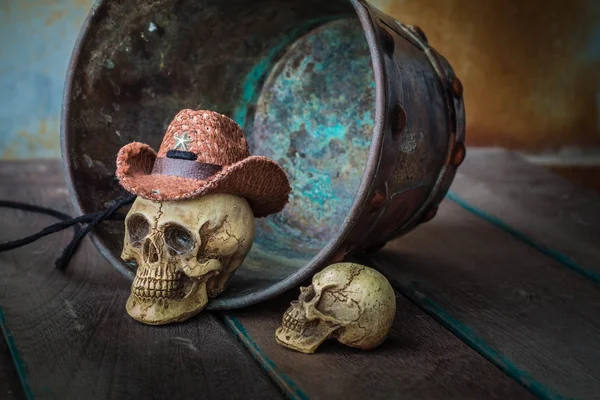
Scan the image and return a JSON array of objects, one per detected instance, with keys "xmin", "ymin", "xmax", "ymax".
[
  {"xmin": 275, "ymin": 319, "xmax": 339, "ymax": 354},
  {"xmin": 126, "ymin": 282, "xmax": 208, "ymax": 325}
]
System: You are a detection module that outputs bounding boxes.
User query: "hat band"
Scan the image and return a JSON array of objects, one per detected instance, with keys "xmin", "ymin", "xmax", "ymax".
[{"xmin": 151, "ymin": 157, "xmax": 223, "ymax": 181}]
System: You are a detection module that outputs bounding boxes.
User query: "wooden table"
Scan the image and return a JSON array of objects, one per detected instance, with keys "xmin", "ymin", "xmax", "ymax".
[{"xmin": 1, "ymin": 149, "xmax": 599, "ymax": 400}]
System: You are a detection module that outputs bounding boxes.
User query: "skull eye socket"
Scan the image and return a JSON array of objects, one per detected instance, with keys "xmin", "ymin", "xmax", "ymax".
[
  {"xmin": 127, "ymin": 214, "xmax": 150, "ymax": 247},
  {"xmin": 164, "ymin": 224, "xmax": 194, "ymax": 254},
  {"xmin": 301, "ymin": 286, "xmax": 316, "ymax": 302}
]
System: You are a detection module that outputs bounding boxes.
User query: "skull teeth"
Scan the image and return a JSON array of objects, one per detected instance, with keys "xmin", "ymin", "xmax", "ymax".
[
  {"xmin": 282, "ymin": 312, "xmax": 309, "ymax": 333},
  {"xmin": 132, "ymin": 287, "xmax": 183, "ymax": 299},
  {"xmin": 132, "ymin": 276, "xmax": 184, "ymax": 300},
  {"xmin": 137, "ymin": 266, "xmax": 177, "ymax": 279}
]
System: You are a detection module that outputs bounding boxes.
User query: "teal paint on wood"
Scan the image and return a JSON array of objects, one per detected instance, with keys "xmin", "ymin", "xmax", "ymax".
[
  {"xmin": 363, "ymin": 272, "xmax": 567, "ymax": 400},
  {"xmin": 222, "ymin": 314, "xmax": 309, "ymax": 400},
  {"xmin": 0, "ymin": 0, "xmax": 93, "ymax": 159},
  {"xmin": 0, "ymin": 306, "xmax": 34, "ymax": 400},
  {"xmin": 446, "ymin": 190, "xmax": 600, "ymax": 285},
  {"xmin": 400, "ymin": 281, "xmax": 567, "ymax": 400}
]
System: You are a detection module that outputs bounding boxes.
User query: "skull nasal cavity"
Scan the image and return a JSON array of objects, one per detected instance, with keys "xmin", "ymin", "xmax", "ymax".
[{"xmin": 143, "ymin": 239, "xmax": 159, "ymax": 264}]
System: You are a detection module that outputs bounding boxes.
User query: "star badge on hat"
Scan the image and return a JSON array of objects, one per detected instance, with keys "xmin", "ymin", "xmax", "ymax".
[{"xmin": 172, "ymin": 132, "xmax": 193, "ymax": 151}]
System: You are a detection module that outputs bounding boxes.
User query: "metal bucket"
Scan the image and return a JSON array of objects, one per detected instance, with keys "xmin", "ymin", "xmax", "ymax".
[{"xmin": 61, "ymin": 0, "xmax": 465, "ymax": 309}]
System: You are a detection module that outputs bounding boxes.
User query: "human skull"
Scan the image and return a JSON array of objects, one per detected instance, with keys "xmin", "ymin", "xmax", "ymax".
[
  {"xmin": 121, "ymin": 194, "xmax": 255, "ymax": 325},
  {"xmin": 276, "ymin": 263, "xmax": 396, "ymax": 353}
]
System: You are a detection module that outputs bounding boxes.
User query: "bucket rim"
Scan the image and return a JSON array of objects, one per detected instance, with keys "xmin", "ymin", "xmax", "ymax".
[{"xmin": 60, "ymin": 0, "xmax": 386, "ymax": 310}]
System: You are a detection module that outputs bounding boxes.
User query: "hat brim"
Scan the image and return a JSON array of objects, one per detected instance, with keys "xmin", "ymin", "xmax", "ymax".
[{"xmin": 116, "ymin": 142, "xmax": 291, "ymax": 217}]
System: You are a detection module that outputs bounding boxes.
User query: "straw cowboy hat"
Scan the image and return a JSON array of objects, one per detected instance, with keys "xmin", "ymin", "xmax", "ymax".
[{"xmin": 116, "ymin": 109, "xmax": 291, "ymax": 217}]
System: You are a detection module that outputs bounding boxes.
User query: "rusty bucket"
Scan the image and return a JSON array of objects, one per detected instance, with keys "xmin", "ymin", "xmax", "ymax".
[{"xmin": 62, "ymin": 0, "xmax": 465, "ymax": 309}]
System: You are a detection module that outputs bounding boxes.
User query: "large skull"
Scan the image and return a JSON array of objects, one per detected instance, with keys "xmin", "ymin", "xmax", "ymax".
[
  {"xmin": 276, "ymin": 263, "xmax": 396, "ymax": 353},
  {"xmin": 121, "ymin": 194, "xmax": 255, "ymax": 325}
]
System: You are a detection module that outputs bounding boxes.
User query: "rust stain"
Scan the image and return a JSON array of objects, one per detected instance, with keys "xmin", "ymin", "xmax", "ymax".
[
  {"xmin": 421, "ymin": 206, "xmax": 438, "ymax": 223},
  {"xmin": 369, "ymin": 189, "xmax": 388, "ymax": 212},
  {"xmin": 11, "ymin": 1, "xmax": 48, "ymax": 17},
  {"xmin": 380, "ymin": 0, "xmax": 600, "ymax": 152},
  {"xmin": 38, "ymin": 0, "xmax": 90, "ymax": 6},
  {"xmin": 2, "ymin": 118, "xmax": 60, "ymax": 159},
  {"xmin": 45, "ymin": 9, "xmax": 68, "ymax": 26},
  {"xmin": 72, "ymin": 0, "xmax": 94, "ymax": 9},
  {"xmin": 1, "ymin": 146, "xmax": 18, "ymax": 159},
  {"xmin": 451, "ymin": 76, "xmax": 463, "ymax": 98},
  {"xmin": 452, "ymin": 141, "xmax": 466, "ymax": 166}
]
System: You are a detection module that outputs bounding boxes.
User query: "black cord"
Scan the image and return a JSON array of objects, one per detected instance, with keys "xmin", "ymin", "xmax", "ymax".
[
  {"xmin": 0, "ymin": 213, "xmax": 92, "ymax": 252},
  {"xmin": 0, "ymin": 200, "xmax": 81, "ymax": 226},
  {"xmin": 0, "ymin": 195, "xmax": 134, "ymax": 269},
  {"xmin": 55, "ymin": 195, "xmax": 135, "ymax": 269}
]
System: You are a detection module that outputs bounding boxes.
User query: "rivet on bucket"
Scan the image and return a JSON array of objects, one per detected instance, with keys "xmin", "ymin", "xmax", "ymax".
[{"xmin": 391, "ymin": 103, "xmax": 407, "ymax": 141}]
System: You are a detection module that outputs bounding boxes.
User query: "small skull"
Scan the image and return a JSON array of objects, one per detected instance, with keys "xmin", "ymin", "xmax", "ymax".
[
  {"xmin": 276, "ymin": 263, "xmax": 396, "ymax": 353},
  {"xmin": 121, "ymin": 194, "xmax": 255, "ymax": 325}
]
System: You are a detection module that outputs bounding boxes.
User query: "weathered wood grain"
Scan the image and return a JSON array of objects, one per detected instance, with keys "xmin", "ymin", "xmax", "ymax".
[
  {"xmin": 367, "ymin": 200, "xmax": 600, "ymax": 400},
  {"xmin": 225, "ymin": 290, "xmax": 534, "ymax": 400},
  {"xmin": 5, "ymin": 155, "xmax": 596, "ymax": 400},
  {"xmin": 454, "ymin": 148, "xmax": 600, "ymax": 283},
  {"xmin": 0, "ymin": 161, "xmax": 282, "ymax": 400},
  {"xmin": 0, "ymin": 333, "xmax": 26, "ymax": 400}
]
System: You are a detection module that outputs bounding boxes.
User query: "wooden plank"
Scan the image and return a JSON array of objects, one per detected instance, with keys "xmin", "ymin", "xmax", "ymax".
[
  {"xmin": 367, "ymin": 200, "xmax": 600, "ymax": 400},
  {"xmin": 453, "ymin": 148, "xmax": 600, "ymax": 283},
  {"xmin": 549, "ymin": 165, "xmax": 600, "ymax": 195},
  {"xmin": 0, "ymin": 334, "xmax": 26, "ymax": 400},
  {"xmin": 225, "ymin": 290, "xmax": 534, "ymax": 399},
  {"xmin": 0, "ymin": 161, "xmax": 282, "ymax": 400}
]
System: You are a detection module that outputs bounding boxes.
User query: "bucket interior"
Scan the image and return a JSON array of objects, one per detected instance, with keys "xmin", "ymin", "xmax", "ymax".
[{"xmin": 64, "ymin": 0, "xmax": 376, "ymax": 305}]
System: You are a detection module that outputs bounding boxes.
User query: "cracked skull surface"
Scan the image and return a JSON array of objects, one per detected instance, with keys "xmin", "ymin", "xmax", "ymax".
[
  {"xmin": 121, "ymin": 194, "xmax": 255, "ymax": 325},
  {"xmin": 276, "ymin": 262, "xmax": 396, "ymax": 353}
]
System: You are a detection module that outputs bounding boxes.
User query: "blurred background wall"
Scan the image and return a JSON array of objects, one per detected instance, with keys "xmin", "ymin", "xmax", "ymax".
[
  {"xmin": 375, "ymin": 0, "xmax": 600, "ymax": 192},
  {"xmin": 1, "ymin": 0, "xmax": 599, "ymax": 190},
  {"xmin": 0, "ymin": 0, "xmax": 90, "ymax": 158}
]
